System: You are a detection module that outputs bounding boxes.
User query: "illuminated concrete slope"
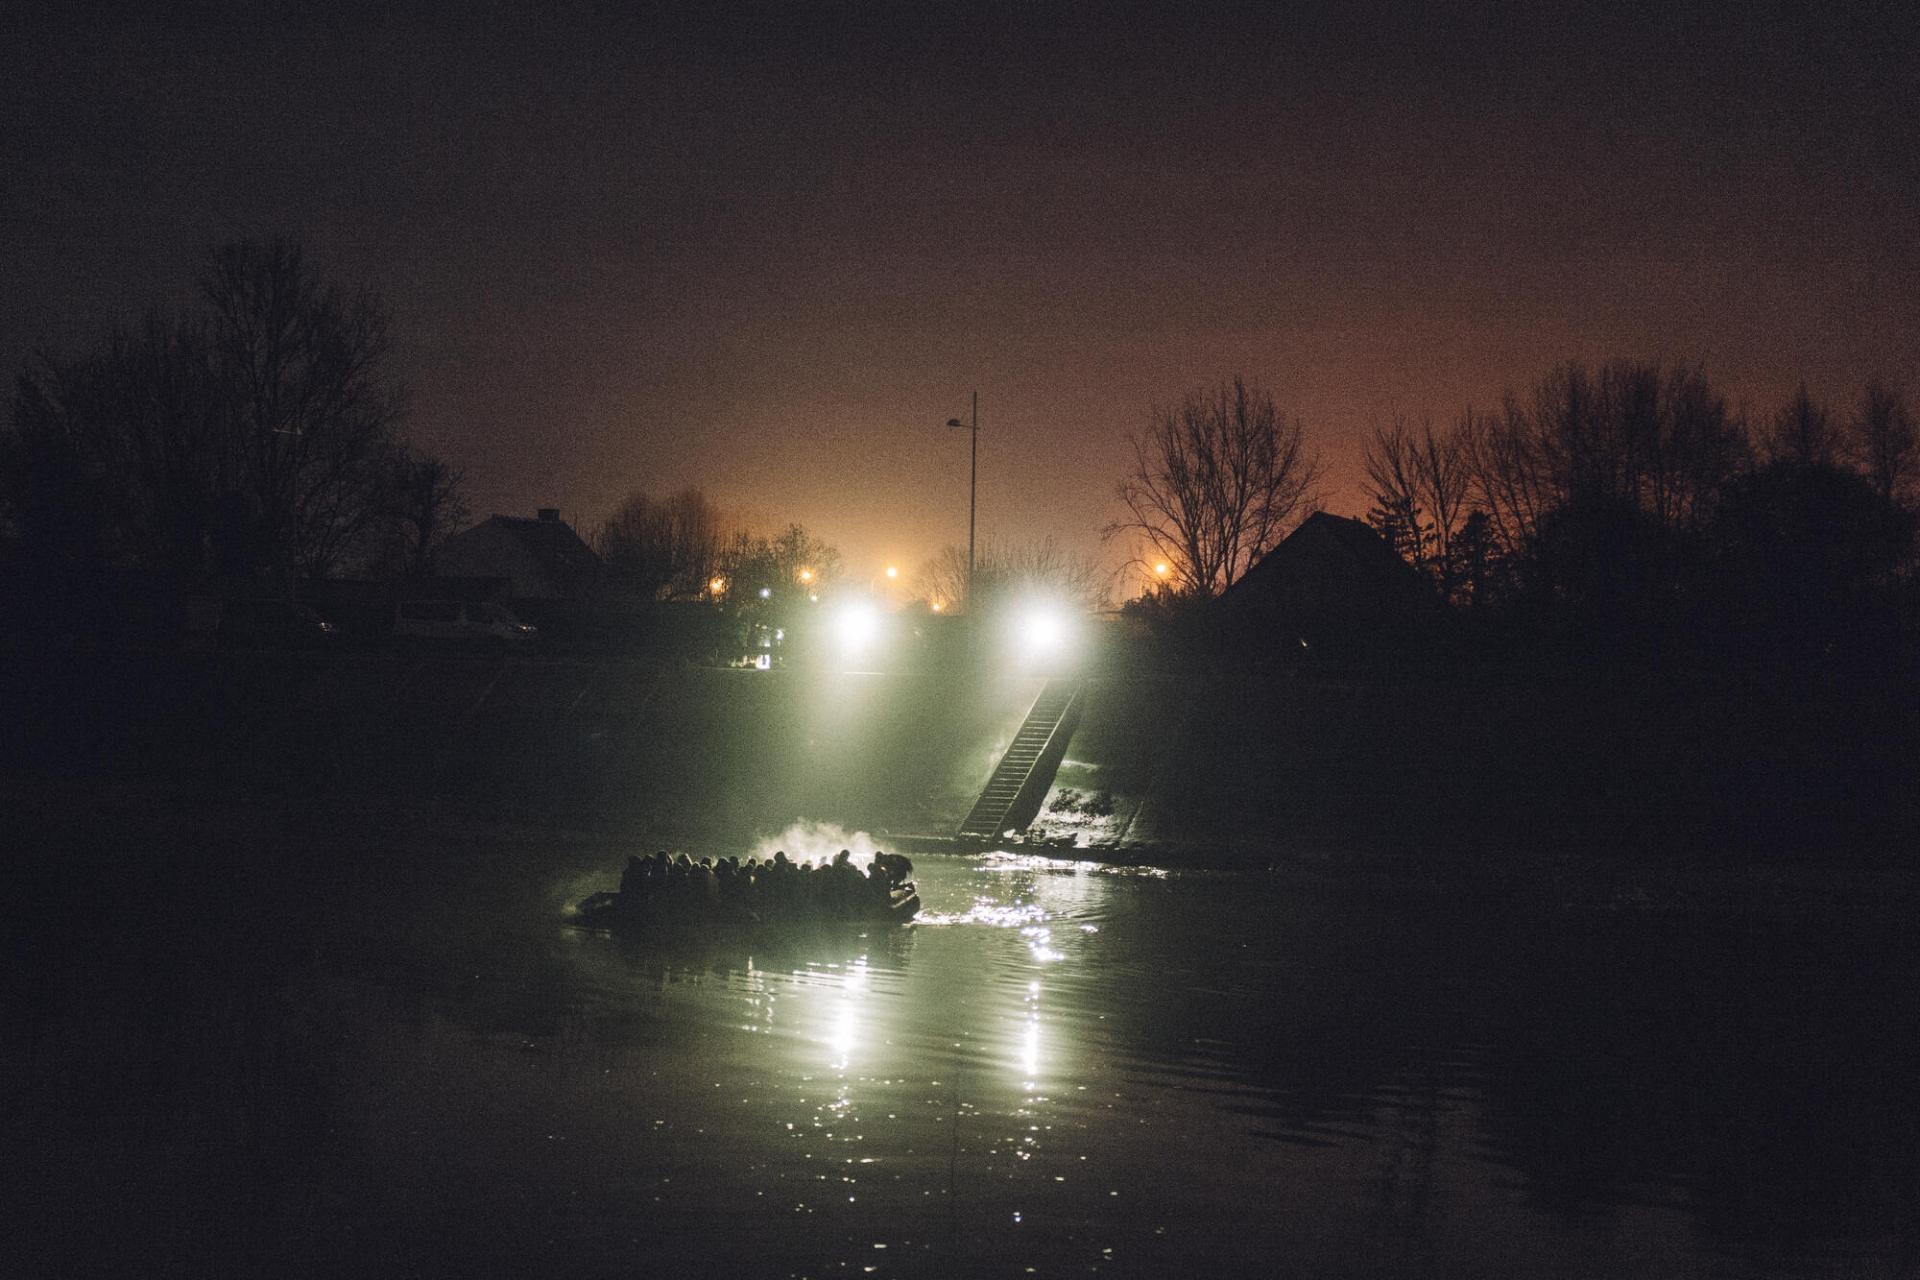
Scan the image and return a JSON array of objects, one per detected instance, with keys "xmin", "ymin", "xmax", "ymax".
[{"xmin": 956, "ymin": 678, "xmax": 1084, "ymax": 841}]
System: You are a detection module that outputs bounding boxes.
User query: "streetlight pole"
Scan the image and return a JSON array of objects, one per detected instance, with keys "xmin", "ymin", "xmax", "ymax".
[{"xmin": 946, "ymin": 390, "xmax": 977, "ymax": 613}]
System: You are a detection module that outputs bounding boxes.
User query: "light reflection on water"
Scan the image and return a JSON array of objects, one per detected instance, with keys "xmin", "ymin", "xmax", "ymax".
[
  {"xmin": 26, "ymin": 838, "xmax": 1917, "ymax": 1279},
  {"xmin": 488, "ymin": 853, "xmax": 1919, "ymax": 1277}
]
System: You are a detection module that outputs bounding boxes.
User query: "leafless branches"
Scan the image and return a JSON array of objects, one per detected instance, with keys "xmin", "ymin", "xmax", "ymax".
[
  {"xmin": 916, "ymin": 537, "xmax": 1110, "ymax": 613},
  {"xmin": 1362, "ymin": 417, "xmax": 1469, "ymax": 574},
  {"xmin": 1105, "ymin": 376, "xmax": 1323, "ymax": 596},
  {"xmin": 1848, "ymin": 382, "xmax": 1917, "ymax": 506},
  {"xmin": 596, "ymin": 488, "xmax": 726, "ymax": 601},
  {"xmin": 1460, "ymin": 361, "xmax": 1748, "ymax": 562},
  {"xmin": 5, "ymin": 237, "xmax": 414, "ymax": 582}
]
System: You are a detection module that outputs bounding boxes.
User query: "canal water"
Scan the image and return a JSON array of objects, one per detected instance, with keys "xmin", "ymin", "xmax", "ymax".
[{"xmin": 10, "ymin": 817, "xmax": 1919, "ymax": 1278}]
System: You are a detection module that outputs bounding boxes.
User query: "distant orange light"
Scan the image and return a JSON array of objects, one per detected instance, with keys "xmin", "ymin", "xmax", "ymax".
[
  {"xmin": 884, "ymin": 565, "xmax": 898, "ymax": 580},
  {"xmin": 709, "ymin": 576, "xmax": 727, "ymax": 595},
  {"xmin": 798, "ymin": 568, "xmax": 814, "ymax": 584},
  {"xmin": 931, "ymin": 600, "xmax": 944, "ymax": 613},
  {"xmin": 1153, "ymin": 562, "xmax": 1170, "ymax": 577}
]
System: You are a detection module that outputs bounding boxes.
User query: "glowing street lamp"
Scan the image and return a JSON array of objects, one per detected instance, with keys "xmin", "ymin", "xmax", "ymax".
[
  {"xmin": 884, "ymin": 565, "xmax": 898, "ymax": 580},
  {"xmin": 798, "ymin": 567, "xmax": 815, "ymax": 585},
  {"xmin": 708, "ymin": 576, "xmax": 727, "ymax": 598}
]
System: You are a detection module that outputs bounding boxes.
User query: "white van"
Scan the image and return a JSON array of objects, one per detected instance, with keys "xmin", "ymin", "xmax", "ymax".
[{"xmin": 394, "ymin": 599, "xmax": 537, "ymax": 644}]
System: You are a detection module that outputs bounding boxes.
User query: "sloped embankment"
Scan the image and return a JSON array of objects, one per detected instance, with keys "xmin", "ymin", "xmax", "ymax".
[
  {"xmin": 2, "ymin": 647, "xmax": 1041, "ymax": 844},
  {"xmin": 1036, "ymin": 674, "xmax": 1920, "ymax": 862}
]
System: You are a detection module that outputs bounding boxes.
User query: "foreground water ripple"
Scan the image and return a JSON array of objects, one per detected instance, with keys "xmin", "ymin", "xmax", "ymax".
[{"xmin": 14, "ymin": 833, "xmax": 1920, "ymax": 1279}]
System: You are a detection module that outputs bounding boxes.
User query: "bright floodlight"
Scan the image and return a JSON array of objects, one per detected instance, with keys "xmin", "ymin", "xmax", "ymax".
[
  {"xmin": 1018, "ymin": 601, "xmax": 1073, "ymax": 658},
  {"xmin": 834, "ymin": 599, "xmax": 882, "ymax": 656}
]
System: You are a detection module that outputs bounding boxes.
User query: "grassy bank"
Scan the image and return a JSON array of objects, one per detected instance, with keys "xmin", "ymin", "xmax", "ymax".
[{"xmin": 7, "ymin": 642, "xmax": 1915, "ymax": 864}]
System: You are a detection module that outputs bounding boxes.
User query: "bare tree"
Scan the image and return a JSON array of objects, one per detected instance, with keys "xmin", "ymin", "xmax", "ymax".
[
  {"xmin": 596, "ymin": 488, "xmax": 725, "ymax": 601},
  {"xmin": 715, "ymin": 523, "xmax": 841, "ymax": 601},
  {"xmin": 1414, "ymin": 415, "xmax": 1471, "ymax": 567},
  {"xmin": 384, "ymin": 446, "xmax": 470, "ymax": 577},
  {"xmin": 1362, "ymin": 419, "xmax": 1432, "ymax": 568},
  {"xmin": 1105, "ymin": 376, "xmax": 1323, "ymax": 596},
  {"xmin": 4, "ymin": 236, "xmax": 411, "ymax": 584},
  {"xmin": 1847, "ymin": 381, "xmax": 1917, "ymax": 506},
  {"xmin": 1463, "ymin": 360, "xmax": 1747, "ymax": 561},
  {"xmin": 1364, "ymin": 414, "xmax": 1474, "ymax": 588},
  {"xmin": 1766, "ymin": 383, "xmax": 1841, "ymax": 469},
  {"xmin": 200, "ymin": 237, "xmax": 409, "ymax": 580},
  {"xmin": 914, "ymin": 545, "xmax": 971, "ymax": 611},
  {"xmin": 9, "ymin": 312, "xmax": 226, "ymax": 573},
  {"xmin": 918, "ymin": 537, "xmax": 1109, "ymax": 613}
]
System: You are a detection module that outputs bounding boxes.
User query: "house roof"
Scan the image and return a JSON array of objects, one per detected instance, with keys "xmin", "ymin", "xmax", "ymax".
[
  {"xmin": 485, "ymin": 514, "xmax": 600, "ymax": 581},
  {"xmin": 1224, "ymin": 511, "xmax": 1428, "ymax": 604},
  {"xmin": 434, "ymin": 513, "xmax": 600, "ymax": 598}
]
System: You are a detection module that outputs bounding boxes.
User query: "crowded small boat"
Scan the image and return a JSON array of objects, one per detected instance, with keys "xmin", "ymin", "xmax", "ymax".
[{"xmin": 571, "ymin": 848, "xmax": 920, "ymax": 935}]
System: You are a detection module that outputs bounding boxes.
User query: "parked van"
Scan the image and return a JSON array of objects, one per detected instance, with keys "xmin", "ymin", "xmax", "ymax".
[{"xmin": 394, "ymin": 599, "xmax": 537, "ymax": 645}]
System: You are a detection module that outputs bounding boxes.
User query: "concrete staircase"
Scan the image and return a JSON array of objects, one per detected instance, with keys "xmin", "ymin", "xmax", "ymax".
[{"xmin": 957, "ymin": 678, "xmax": 1085, "ymax": 841}]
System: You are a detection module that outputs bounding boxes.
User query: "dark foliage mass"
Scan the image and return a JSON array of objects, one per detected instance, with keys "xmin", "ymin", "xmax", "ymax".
[
  {"xmin": 1343, "ymin": 360, "xmax": 1918, "ymax": 670},
  {"xmin": 594, "ymin": 487, "xmax": 727, "ymax": 603},
  {"xmin": 1, "ymin": 238, "xmax": 460, "ymax": 591}
]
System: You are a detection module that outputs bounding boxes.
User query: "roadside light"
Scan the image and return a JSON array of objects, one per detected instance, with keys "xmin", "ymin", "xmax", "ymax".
[
  {"xmin": 798, "ymin": 567, "xmax": 814, "ymax": 584},
  {"xmin": 884, "ymin": 565, "xmax": 898, "ymax": 580},
  {"xmin": 931, "ymin": 600, "xmax": 944, "ymax": 613},
  {"xmin": 1014, "ymin": 599, "xmax": 1076, "ymax": 662},
  {"xmin": 808, "ymin": 592, "xmax": 818, "ymax": 603},
  {"xmin": 758, "ymin": 586, "xmax": 772, "ymax": 599},
  {"xmin": 1154, "ymin": 562, "xmax": 1170, "ymax": 577},
  {"xmin": 834, "ymin": 599, "xmax": 882, "ymax": 657},
  {"xmin": 709, "ymin": 576, "xmax": 727, "ymax": 595}
]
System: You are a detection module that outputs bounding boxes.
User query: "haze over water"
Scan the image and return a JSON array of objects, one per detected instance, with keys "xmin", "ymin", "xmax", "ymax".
[{"xmin": 13, "ymin": 826, "xmax": 1919, "ymax": 1278}]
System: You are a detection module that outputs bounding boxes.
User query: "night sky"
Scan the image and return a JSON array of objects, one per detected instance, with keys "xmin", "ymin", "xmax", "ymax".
[{"xmin": 6, "ymin": 1, "xmax": 1917, "ymax": 585}]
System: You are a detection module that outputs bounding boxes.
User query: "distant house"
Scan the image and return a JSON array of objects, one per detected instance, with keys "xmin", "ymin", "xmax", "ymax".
[
  {"xmin": 432, "ymin": 509, "xmax": 601, "ymax": 601},
  {"xmin": 1219, "ymin": 512, "xmax": 1440, "ymax": 661}
]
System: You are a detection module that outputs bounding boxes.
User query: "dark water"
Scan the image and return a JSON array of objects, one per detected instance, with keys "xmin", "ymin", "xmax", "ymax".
[{"xmin": 9, "ymin": 816, "xmax": 1920, "ymax": 1279}]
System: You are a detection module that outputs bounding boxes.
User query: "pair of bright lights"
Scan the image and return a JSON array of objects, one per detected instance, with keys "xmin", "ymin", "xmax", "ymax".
[{"xmin": 829, "ymin": 598, "xmax": 1073, "ymax": 660}]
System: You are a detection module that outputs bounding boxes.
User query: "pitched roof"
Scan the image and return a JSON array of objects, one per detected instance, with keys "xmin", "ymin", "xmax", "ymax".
[
  {"xmin": 1224, "ymin": 512, "xmax": 1428, "ymax": 604},
  {"xmin": 487, "ymin": 514, "xmax": 600, "ymax": 582}
]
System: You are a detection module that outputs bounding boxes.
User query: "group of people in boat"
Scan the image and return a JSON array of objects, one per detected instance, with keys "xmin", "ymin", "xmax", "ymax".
[{"xmin": 602, "ymin": 848, "xmax": 917, "ymax": 929}]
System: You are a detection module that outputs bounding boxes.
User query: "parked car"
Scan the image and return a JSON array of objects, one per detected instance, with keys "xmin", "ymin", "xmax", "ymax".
[
  {"xmin": 394, "ymin": 599, "xmax": 537, "ymax": 645},
  {"xmin": 218, "ymin": 598, "xmax": 338, "ymax": 648}
]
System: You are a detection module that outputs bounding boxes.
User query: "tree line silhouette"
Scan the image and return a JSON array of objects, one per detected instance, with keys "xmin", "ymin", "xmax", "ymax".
[
  {"xmin": 3, "ymin": 239, "xmax": 469, "ymax": 595},
  {"xmin": 1110, "ymin": 366, "xmax": 1915, "ymax": 672},
  {"xmin": 1362, "ymin": 361, "xmax": 1916, "ymax": 668},
  {"xmin": 6, "ymin": 236, "xmax": 1914, "ymax": 675}
]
